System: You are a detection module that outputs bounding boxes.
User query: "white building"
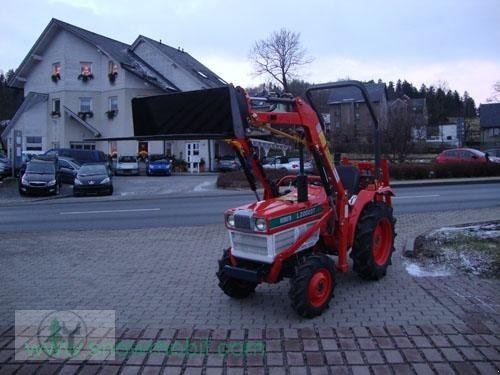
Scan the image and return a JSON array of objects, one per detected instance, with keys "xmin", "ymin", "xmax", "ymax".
[
  {"xmin": 2, "ymin": 18, "xmax": 231, "ymax": 172},
  {"xmin": 427, "ymin": 124, "xmax": 460, "ymax": 147}
]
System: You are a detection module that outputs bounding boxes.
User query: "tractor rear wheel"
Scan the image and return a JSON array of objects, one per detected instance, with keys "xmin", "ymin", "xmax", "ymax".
[
  {"xmin": 289, "ymin": 254, "xmax": 335, "ymax": 318},
  {"xmin": 216, "ymin": 249, "xmax": 257, "ymax": 299},
  {"xmin": 351, "ymin": 202, "xmax": 395, "ymax": 280}
]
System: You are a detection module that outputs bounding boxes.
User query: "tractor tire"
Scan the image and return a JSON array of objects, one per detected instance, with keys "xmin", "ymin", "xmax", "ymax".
[
  {"xmin": 289, "ymin": 254, "xmax": 335, "ymax": 318},
  {"xmin": 351, "ymin": 202, "xmax": 396, "ymax": 280},
  {"xmin": 216, "ymin": 249, "xmax": 257, "ymax": 299}
]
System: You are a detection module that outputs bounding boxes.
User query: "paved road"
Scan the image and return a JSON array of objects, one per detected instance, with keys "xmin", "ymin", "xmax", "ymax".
[{"xmin": 0, "ymin": 183, "xmax": 499, "ymax": 233}]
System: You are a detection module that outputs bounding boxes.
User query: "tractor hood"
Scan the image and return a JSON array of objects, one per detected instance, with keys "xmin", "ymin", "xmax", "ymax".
[{"xmin": 226, "ymin": 185, "xmax": 327, "ymax": 234}]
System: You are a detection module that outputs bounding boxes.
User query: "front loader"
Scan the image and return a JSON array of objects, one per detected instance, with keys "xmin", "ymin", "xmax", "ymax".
[{"xmin": 132, "ymin": 81, "xmax": 396, "ymax": 318}]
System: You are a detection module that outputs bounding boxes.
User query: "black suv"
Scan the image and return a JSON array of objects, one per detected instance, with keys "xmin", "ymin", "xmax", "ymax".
[{"xmin": 18, "ymin": 158, "xmax": 61, "ymax": 196}]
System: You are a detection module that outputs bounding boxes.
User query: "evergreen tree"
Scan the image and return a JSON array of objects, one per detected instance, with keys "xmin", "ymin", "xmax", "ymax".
[
  {"xmin": 0, "ymin": 69, "xmax": 24, "ymax": 121},
  {"xmin": 395, "ymin": 79, "xmax": 403, "ymax": 97},
  {"xmin": 387, "ymin": 81, "xmax": 396, "ymax": 100}
]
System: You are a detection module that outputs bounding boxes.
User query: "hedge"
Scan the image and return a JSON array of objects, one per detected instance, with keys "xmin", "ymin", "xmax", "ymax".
[{"xmin": 217, "ymin": 162, "xmax": 500, "ymax": 189}]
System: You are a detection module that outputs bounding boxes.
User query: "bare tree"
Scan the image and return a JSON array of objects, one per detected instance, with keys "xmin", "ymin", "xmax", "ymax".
[
  {"xmin": 383, "ymin": 102, "xmax": 415, "ymax": 162},
  {"xmin": 249, "ymin": 28, "xmax": 311, "ymax": 92},
  {"xmin": 487, "ymin": 81, "xmax": 500, "ymax": 102}
]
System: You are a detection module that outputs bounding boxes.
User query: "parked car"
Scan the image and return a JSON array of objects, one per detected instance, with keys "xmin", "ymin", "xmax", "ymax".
[
  {"xmin": 147, "ymin": 155, "xmax": 172, "ymax": 176},
  {"xmin": 73, "ymin": 163, "xmax": 113, "ymax": 196},
  {"xmin": 45, "ymin": 148, "xmax": 108, "ymax": 166},
  {"xmin": 16, "ymin": 151, "xmax": 45, "ymax": 177},
  {"xmin": 18, "ymin": 159, "xmax": 61, "ymax": 196},
  {"xmin": 483, "ymin": 148, "xmax": 500, "ymax": 158},
  {"xmin": 0, "ymin": 155, "xmax": 12, "ymax": 179},
  {"xmin": 115, "ymin": 156, "xmax": 140, "ymax": 175},
  {"xmin": 262, "ymin": 156, "xmax": 314, "ymax": 173},
  {"xmin": 217, "ymin": 155, "xmax": 241, "ymax": 172},
  {"xmin": 435, "ymin": 148, "xmax": 500, "ymax": 164},
  {"xmin": 58, "ymin": 157, "xmax": 81, "ymax": 184}
]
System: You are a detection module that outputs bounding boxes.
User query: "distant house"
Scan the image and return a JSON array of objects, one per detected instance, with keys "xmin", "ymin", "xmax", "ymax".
[
  {"xmin": 479, "ymin": 103, "xmax": 500, "ymax": 147},
  {"xmin": 1, "ymin": 18, "xmax": 228, "ymax": 172},
  {"xmin": 328, "ymin": 83, "xmax": 388, "ymax": 144},
  {"xmin": 388, "ymin": 96, "xmax": 428, "ymax": 140},
  {"xmin": 427, "ymin": 124, "xmax": 460, "ymax": 147}
]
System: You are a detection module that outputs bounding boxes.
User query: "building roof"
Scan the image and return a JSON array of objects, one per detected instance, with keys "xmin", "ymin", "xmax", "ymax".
[
  {"xmin": 328, "ymin": 83, "xmax": 387, "ymax": 104},
  {"xmin": 1, "ymin": 92, "xmax": 48, "ymax": 141},
  {"xmin": 63, "ymin": 106, "xmax": 101, "ymax": 137},
  {"xmin": 8, "ymin": 18, "xmax": 226, "ymax": 92},
  {"xmin": 131, "ymin": 36, "xmax": 227, "ymax": 89},
  {"xmin": 480, "ymin": 103, "xmax": 500, "ymax": 128}
]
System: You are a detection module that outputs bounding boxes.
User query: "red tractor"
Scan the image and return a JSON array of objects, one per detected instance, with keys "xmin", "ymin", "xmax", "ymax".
[{"xmin": 132, "ymin": 81, "xmax": 396, "ymax": 318}]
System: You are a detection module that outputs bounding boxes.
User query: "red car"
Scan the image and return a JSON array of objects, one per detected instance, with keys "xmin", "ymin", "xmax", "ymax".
[{"xmin": 435, "ymin": 148, "xmax": 500, "ymax": 164}]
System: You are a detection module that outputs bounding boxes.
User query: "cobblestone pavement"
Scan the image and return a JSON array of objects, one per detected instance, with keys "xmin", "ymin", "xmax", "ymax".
[{"xmin": 1, "ymin": 207, "xmax": 499, "ymax": 374}]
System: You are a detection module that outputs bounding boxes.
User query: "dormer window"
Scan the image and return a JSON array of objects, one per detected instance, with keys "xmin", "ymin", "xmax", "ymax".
[
  {"xmin": 78, "ymin": 62, "xmax": 93, "ymax": 82},
  {"xmin": 51, "ymin": 63, "xmax": 61, "ymax": 82},
  {"xmin": 108, "ymin": 61, "xmax": 118, "ymax": 83}
]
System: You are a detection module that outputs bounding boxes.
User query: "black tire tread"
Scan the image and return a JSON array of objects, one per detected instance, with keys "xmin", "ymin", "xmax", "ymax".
[
  {"xmin": 351, "ymin": 202, "xmax": 396, "ymax": 280},
  {"xmin": 216, "ymin": 249, "xmax": 257, "ymax": 299},
  {"xmin": 289, "ymin": 254, "xmax": 335, "ymax": 318}
]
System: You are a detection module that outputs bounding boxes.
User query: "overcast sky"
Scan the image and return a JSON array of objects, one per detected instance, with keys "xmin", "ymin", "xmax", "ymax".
[{"xmin": 1, "ymin": 0, "xmax": 499, "ymax": 103}]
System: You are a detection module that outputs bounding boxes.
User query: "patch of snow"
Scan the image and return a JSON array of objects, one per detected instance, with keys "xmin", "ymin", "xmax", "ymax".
[
  {"xmin": 405, "ymin": 262, "xmax": 453, "ymax": 277},
  {"xmin": 429, "ymin": 223, "xmax": 500, "ymax": 240}
]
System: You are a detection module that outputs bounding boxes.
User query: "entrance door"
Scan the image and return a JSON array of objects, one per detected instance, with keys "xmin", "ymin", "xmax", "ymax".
[{"xmin": 185, "ymin": 142, "xmax": 200, "ymax": 173}]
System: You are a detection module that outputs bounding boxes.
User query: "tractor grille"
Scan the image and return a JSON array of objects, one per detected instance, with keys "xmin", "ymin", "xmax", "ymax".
[
  {"xmin": 234, "ymin": 213, "xmax": 252, "ymax": 230},
  {"xmin": 275, "ymin": 229, "xmax": 295, "ymax": 253},
  {"xmin": 231, "ymin": 232, "xmax": 268, "ymax": 256}
]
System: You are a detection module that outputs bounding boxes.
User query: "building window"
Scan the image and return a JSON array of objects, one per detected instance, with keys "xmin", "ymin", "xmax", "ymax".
[
  {"xmin": 109, "ymin": 96, "xmax": 118, "ymax": 111},
  {"xmin": 196, "ymin": 70, "xmax": 208, "ymax": 79},
  {"xmin": 78, "ymin": 62, "xmax": 94, "ymax": 82},
  {"xmin": 70, "ymin": 142, "xmax": 95, "ymax": 150},
  {"xmin": 108, "ymin": 61, "xmax": 118, "ymax": 83},
  {"xmin": 489, "ymin": 128, "xmax": 500, "ymax": 137},
  {"xmin": 26, "ymin": 136, "xmax": 42, "ymax": 151},
  {"xmin": 78, "ymin": 97, "xmax": 93, "ymax": 120},
  {"xmin": 51, "ymin": 63, "xmax": 61, "ymax": 82},
  {"xmin": 80, "ymin": 97, "xmax": 92, "ymax": 112},
  {"xmin": 51, "ymin": 99, "xmax": 61, "ymax": 117},
  {"xmin": 106, "ymin": 96, "xmax": 118, "ymax": 119}
]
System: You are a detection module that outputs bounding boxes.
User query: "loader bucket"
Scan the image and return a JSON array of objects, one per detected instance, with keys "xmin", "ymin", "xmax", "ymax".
[{"xmin": 132, "ymin": 85, "xmax": 249, "ymax": 140}]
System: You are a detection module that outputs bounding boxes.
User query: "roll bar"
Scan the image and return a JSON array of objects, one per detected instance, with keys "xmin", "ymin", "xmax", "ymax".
[{"xmin": 304, "ymin": 80, "xmax": 382, "ymax": 177}]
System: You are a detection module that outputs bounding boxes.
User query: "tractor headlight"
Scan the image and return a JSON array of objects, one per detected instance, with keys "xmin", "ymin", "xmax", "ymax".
[
  {"xmin": 226, "ymin": 214, "xmax": 235, "ymax": 228},
  {"xmin": 255, "ymin": 218, "xmax": 267, "ymax": 232}
]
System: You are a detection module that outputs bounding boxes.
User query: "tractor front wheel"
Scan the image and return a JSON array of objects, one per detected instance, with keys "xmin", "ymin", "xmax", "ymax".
[
  {"xmin": 216, "ymin": 249, "xmax": 257, "ymax": 299},
  {"xmin": 351, "ymin": 202, "xmax": 396, "ymax": 280},
  {"xmin": 289, "ymin": 254, "xmax": 335, "ymax": 318}
]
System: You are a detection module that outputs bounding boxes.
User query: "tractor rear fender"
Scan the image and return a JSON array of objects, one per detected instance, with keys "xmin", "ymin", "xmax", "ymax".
[{"xmin": 347, "ymin": 187, "xmax": 394, "ymax": 247}]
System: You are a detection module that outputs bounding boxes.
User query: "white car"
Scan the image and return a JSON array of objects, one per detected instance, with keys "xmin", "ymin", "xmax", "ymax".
[
  {"xmin": 262, "ymin": 156, "xmax": 314, "ymax": 173},
  {"xmin": 115, "ymin": 156, "xmax": 140, "ymax": 175}
]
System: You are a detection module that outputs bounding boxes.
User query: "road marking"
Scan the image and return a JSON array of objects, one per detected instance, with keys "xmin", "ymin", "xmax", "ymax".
[
  {"xmin": 60, "ymin": 208, "xmax": 161, "ymax": 215},
  {"xmin": 394, "ymin": 194, "xmax": 440, "ymax": 199}
]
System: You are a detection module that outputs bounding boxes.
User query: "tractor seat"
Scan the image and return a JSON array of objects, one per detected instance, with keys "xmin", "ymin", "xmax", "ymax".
[{"xmin": 336, "ymin": 165, "xmax": 360, "ymax": 197}]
